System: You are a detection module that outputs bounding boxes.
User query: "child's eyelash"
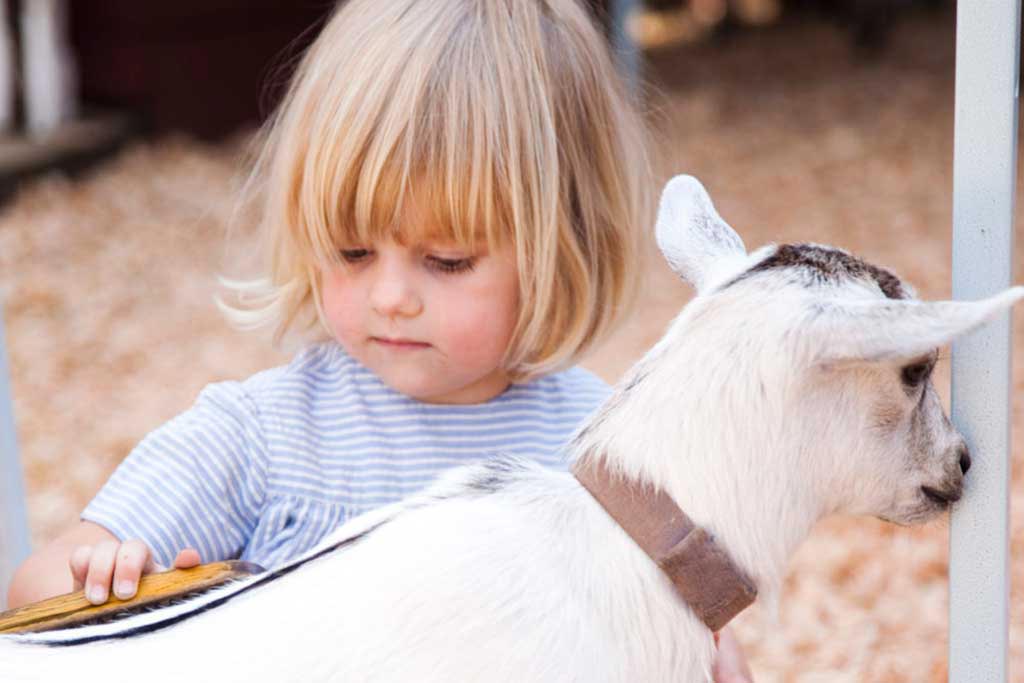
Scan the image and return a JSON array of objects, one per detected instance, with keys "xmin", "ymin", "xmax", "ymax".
[
  {"xmin": 339, "ymin": 249, "xmax": 371, "ymax": 263},
  {"xmin": 338, "ymin": 249, "xmax": 475, "ymax": 274},
  {"xmin": 427, "ymin": 256, "xmax": 475, "ymax": 274}
]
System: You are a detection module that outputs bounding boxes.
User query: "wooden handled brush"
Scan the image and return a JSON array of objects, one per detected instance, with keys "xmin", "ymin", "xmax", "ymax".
[{"xmin": 0, "ymin": 560, "xmax": 263, "ymax": 635}]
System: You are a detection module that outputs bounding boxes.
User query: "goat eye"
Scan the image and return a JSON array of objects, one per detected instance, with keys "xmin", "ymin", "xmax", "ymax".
[{"xmin": 900, "ymin": 362, "xmax": 932, "ymax": 387}]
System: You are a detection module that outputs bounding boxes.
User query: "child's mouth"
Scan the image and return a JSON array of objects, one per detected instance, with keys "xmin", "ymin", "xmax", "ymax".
[{"xmin": 372, "ymin": 337, "xmax": 431, "ymax": 350}]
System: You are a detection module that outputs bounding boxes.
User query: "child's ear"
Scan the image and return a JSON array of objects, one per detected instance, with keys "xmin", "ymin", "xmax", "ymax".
[{"xmin": 655, "ymin": 175, "xmax": 747, "ymax": 293}]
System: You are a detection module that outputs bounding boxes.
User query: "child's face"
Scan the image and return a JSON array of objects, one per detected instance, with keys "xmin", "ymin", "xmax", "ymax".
[{"xmin": 320, "ymin": 230, "xmax": 519, "ymax": 404}]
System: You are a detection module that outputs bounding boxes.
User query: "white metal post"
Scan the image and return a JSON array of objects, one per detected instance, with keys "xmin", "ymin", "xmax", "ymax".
[
  {"xmin": 0, "ymin": 304, "xmax": 30, "ymax": 611},
  {"xmin": 949, "ymin": 2, "xmax": 1021, "ymax": 681},
  {"xmin": 0, "ymin": 0, "xmax": 15, "ymax": 133},
  {"xmin": 20, "ymin": 0, "xmax": 77, "ymax": 137}
]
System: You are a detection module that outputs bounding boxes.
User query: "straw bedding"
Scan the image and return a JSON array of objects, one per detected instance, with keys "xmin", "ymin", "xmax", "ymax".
[{"xmin": 1, "ymin": 7, "xmax": 1020, "ymax": 681}]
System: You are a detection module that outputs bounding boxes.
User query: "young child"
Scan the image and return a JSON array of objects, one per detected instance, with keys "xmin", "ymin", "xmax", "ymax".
[
  {"xmin": 6, "ymin": 1, "xmax": 752, "ymax": 679},
  {"xmin": 8, "ymin": 0, "xmax": 648, "ymax": 607}
]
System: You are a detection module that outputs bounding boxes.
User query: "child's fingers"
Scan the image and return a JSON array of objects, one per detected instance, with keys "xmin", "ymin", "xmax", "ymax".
[
  {"xmin": 142, "ymin": 554, "xmax": 164, "ymax": 574},
  {"xmin": 74, "ymin": 542, "xmax": 202, "ymax": 605},
  {"xmin": 712, "ymin": 626, "xmax": 755, "ymax": 683},
  {"xmin": 111, "ymin": 539, "xmax": 152, "ymax": 600},
  {"xmin": 68, "ymin": 545, "xmax": 93, "ymax": 591},
  {"xmin": 172, "ymin": 548, "xmax": 201, "ymax": 569},
  {"xmin": 83, "ymin": 540, "xmax": 119, "ymax": 605}
]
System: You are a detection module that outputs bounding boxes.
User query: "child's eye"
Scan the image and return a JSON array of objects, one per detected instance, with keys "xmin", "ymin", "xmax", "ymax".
[
  {"xmin": 340, "ymin": 248, "xmax": 372, "ymax": 263},
  {"xmin": 427, "ymin": 255, "xmax": 475, "ymax": 274}
]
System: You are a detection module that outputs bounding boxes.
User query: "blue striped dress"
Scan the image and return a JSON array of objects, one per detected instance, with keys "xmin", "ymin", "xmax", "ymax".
[{"xmin": 81, "ymin": 343, "xmax": 611, "ymax": 569}]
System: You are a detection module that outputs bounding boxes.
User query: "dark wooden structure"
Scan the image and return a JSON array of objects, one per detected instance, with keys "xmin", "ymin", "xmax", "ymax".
[
  {"xmin": 68, "ymin": 1, "xmax": 330, "ymax": 140},
  {"xmin": 66, "ymin": 1, "xmax": 620, "ymax": 141}
]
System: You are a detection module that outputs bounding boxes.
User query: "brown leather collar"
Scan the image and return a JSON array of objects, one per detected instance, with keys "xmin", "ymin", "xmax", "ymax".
[{"xmin": 572, "ymin": 456, "xmax": 757, "ymax": 632}]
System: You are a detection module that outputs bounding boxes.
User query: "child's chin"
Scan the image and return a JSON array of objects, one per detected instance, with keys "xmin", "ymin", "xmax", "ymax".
[{"xmin": 380, "ymin": 373, "xmax": 448, "ymax": 401}]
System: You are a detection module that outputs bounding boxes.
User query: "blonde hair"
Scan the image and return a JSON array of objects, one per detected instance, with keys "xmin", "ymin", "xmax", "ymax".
[{"xmin": 223, "ymin": 0, "xmax": 652, "ymax": 381}]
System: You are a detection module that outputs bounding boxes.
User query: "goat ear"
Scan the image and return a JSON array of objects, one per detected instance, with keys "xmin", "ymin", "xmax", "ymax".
[
  {"xmin": 655, "ymin": 175, "xmax": 747, "ymax": 292},
  {"xmin": 813, "ymin": 286, "xmax": 1024, "ymax": 365}
]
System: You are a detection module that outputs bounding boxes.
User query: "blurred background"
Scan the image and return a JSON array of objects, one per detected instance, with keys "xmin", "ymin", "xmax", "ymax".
[{"xmin": 0, "ymin": 0, "xmax": 1022, "ymax": 680}]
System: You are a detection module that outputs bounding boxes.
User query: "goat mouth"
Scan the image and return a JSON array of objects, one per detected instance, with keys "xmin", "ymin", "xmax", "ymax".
[{"xmin": 921, "ymin": 485, "xmax": 961, "ymax": 506}]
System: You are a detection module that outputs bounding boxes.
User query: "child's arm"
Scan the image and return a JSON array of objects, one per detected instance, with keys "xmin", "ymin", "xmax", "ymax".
[
  {"xmin": 5, "ymin": 520, "xmax": 199, "ymax": 609},
  {"xmin": 7, "ymin": 381, "xmax": 270, "ymax": 611},
  {"xmin": 6, "ymin": 520, "xmax": 114, "ymax": 608}
]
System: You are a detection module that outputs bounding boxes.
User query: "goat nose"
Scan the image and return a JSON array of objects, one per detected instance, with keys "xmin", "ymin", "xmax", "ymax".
[{"xmin": 957, "ymin": 445, "xmax": 972, "ymax": 475}]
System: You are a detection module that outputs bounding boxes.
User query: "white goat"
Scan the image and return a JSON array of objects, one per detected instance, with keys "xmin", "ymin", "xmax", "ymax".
[{"xmin": 2, "ymin": 176, "xmax": 1021, "ymax": 682}]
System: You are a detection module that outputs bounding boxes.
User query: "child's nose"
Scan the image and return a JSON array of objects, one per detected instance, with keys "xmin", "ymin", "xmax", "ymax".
[{"xmin": 369, "ymin": 267, "xmax": 422, "ymax": 319}]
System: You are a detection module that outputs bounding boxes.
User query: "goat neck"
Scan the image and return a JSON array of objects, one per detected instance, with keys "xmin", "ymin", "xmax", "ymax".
[{"xmin": 570, "ymin": 303, "xmax": 823, "ymax": 610}]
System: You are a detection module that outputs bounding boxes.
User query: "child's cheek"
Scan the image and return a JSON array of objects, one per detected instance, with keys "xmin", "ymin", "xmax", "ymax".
[
  {"xmin": 437, "ymin": 280, "xmax": 518, "ymax": 364},
  {"xmin": 320, "ymin": 271, "xmax": 363, "ymax": 344}
]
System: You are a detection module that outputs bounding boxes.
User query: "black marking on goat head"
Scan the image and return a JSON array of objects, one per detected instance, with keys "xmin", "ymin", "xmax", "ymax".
[{"xmin": 730, "ymin": 244, "xmax": 906, "ymax": 300}]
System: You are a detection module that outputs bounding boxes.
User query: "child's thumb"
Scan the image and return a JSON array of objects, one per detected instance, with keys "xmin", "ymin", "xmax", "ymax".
[{"xmin": 172, "ymin": 548, "xmax": 201, "ymax": 569}]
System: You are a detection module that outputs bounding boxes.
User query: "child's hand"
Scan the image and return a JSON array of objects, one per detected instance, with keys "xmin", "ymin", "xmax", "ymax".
[
  {"xmin": 712, "ymin": 626, "xmax": 755, "ymax": 683},
  {"xmin": 69, "ymin": 540, "xmax": 201, "ymax": 605}
]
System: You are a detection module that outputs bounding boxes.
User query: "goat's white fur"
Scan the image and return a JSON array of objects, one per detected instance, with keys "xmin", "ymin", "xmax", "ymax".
[{"xmin": 2, "ymin": 176, "xmax": 1021, "ymax": 682}]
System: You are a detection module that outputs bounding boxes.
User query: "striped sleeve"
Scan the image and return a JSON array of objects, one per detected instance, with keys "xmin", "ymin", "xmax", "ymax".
[{"xmin": 81, "ymin": 381, "xmax": 269, "ymax": 568}]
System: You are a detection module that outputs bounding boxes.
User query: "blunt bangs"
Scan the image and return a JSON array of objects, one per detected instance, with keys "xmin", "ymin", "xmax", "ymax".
[{"xmin": 293, "ymin": 3, "xmax": 518, "ymax": 267}]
